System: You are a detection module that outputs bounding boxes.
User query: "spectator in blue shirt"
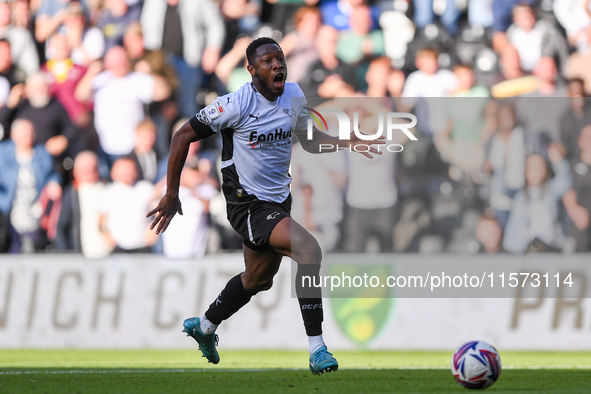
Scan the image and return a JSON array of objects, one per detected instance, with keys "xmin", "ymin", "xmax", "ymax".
[{"xmin": 0, "ymin": 118, "xmax": 60, "ymax": 252}]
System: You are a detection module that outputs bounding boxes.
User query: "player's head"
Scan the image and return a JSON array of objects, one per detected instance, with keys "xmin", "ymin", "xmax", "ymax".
[{"xmin": 246, "ymin": 37, "xmax": 286, "ymax": 100}]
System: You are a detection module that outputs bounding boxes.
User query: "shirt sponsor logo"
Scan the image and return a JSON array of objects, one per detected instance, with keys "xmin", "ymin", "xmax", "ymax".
[
  {"xmin": 248, "ymin": 128, "xmax": 293, "ymax": 149},
  {"xmin": 249, "ymin": 128, "xmax": 292, "ymax": 145}
]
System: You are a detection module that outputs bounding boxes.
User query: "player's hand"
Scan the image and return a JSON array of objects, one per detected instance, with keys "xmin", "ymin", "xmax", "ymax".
[
  {"xmin": 146, "ymin": 194, "xmax": 183, "ymax": 235},
  {"xmin": 347, "ymin": 131, "xmax": 386, "ymax": 159}
]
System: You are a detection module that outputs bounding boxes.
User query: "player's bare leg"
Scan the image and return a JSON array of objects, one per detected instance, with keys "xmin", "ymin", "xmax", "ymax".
[
  {"xmin": 183, "ymin": 217, "xmax": 336, "ymax": 373},
  {"xmin": 241, "ymin": 246, "xmax": 283, "ymax": 293},
  {"xmin": 183, "ymin": 244, "xmax": 284, "ymax": 364},
  {"xmin": 270, "ymin": 217, "xmax": 339, "ymax": 375}
]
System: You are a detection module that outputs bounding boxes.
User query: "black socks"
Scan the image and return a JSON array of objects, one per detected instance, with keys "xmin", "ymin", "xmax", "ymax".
[
  {"xmin": 296, "ymin": 263, "xmax": 324, "ymax": 336},
  {"xmin": 204, "ymin": 265, "xmax": 324, "ymax": 337},
  {"xmin": 205, "ymin": 273, "xmax": 254, "ymax": 325}
]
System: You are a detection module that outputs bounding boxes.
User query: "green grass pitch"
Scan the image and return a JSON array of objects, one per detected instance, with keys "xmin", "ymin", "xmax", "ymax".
[{"xmin": 0, "ymin": 350, "xmax": 589, "ymax": 393}]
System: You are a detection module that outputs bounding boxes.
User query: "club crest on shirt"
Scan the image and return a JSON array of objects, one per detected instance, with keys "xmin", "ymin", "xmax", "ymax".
[
  {"xmin": 283, "ymin": 108, "xmax": 296, "ymax": 118},
  {"xmin": 206, "ymin": 100, "xmax": 225, "ymax": 120}
]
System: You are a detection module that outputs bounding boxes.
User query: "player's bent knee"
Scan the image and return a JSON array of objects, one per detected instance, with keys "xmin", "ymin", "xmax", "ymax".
[
  {"xmin": 245, "ymin": 278, "xmax": 273, "ymax": 294},
  {"xmin": 300, "ymin": 238, "xmax": 322, "ymax": 265}
]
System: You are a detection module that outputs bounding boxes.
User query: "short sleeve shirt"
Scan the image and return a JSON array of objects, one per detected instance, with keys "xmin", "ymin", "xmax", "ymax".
[{"xmin": 196, "ymin": 82, "xmax": 308, "ymax": 203}]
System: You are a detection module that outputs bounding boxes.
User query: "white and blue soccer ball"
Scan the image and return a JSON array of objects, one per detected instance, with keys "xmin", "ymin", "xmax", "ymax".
[{"xmin": 451, "ymin": 340, "xmax": 501, "ymax": 389}]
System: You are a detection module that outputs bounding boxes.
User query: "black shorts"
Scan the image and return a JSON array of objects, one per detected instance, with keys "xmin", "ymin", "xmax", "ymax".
[{"xmin": 226, "ymin": 194, "xmax": 292, "ymax": 251}]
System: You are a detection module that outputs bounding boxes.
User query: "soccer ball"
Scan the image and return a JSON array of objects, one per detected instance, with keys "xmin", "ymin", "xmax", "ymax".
[{"xmin": 451, "ymin": 340, "xmax": 501, "ymax": 389}]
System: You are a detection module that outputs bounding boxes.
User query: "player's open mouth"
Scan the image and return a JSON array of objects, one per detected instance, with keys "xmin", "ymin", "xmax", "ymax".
[{"xmin": 273, "ymin": 73, "xmax": 285, "ymax": 88}]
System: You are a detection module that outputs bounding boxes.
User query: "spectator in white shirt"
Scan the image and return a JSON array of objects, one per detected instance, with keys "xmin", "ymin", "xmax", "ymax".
[
  {"xmin": 402, "ymin": 47, "xmax": 457, "ymax": 135},
  {"xmin": 0, "ymin": 2, "xmax": 39, "ymax": 78},
  {"xmin": 505, "ymin": 4, "xmax": 569, "ymax": 73},
  {"xmin": 402, "ymin": 48, "xmax": 458, "ymax": 97},
  {"xmin": 141, "ymin": 0, "xmax": 225, "ymax": 118},
  {"xmin": 162, "ymin": 160, "xmax": 218, "ymax": 259},
  {"xmin": 75, "ymin": 46, "xmax": 170, "ymax": 177},
  {"xmin": 552, "ymin": 0, "xmax": 591, "ymax": 50},
  {"xmin": 99, "ymin": 156, "xmax": 157, "ymax": 252}
]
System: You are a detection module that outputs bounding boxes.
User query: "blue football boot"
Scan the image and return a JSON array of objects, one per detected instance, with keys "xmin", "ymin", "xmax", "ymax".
[
  {"xmin": 182, "ymin": 317, "xmax": 220, "ymax": 364},
  {"xmin": 309, "ymin": 346, "xmax": 338, "ymax": 375}
]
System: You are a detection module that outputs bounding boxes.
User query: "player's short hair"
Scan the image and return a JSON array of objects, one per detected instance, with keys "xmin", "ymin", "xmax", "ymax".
[{"xmin": 246, "ymin": 37, "xmax": 281, "ymax": 66}]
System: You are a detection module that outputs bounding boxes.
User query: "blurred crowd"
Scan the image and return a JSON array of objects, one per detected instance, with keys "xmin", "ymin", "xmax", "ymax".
[{"xmin": 0, "ymin": 0, "xmax": 591, "ymax": 256}]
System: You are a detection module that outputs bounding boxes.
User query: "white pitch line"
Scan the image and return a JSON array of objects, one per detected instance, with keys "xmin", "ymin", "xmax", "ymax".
[
  {"xmin": 0, "ymin": 369, "xmax": 300, "ymax": 375},
  {"xmin": 0, "ymin": 365, "xmax": 589, "ymax": 375}
]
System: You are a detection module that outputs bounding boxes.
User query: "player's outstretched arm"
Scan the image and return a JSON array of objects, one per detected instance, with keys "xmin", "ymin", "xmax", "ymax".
[{"xmin": 147, "ymin": 118, "xmax": 213, "ymax": 234}]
